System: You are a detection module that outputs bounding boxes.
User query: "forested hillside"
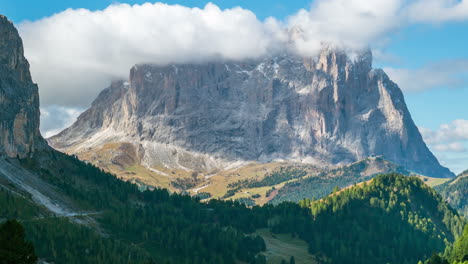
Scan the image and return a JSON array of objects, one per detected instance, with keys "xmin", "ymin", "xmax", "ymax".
[
  {"xmin": 1, "ymin": 152, "xmax": 466, "ymax": 264},
  {"xmin": 448, "ymin": 224, "xmax": 468, "ymax": 263},
  {"xmin": 0, "ymin": 219, "xmax": 37, "ymax": 264},
  {"xmin": 2, "ymin": 151, "xmax": 268, "ymax": 264},
  {"xmin": 270, "ymin": 174, "xmax": 466, "ymax": 264},
  {"xmin": 423, "ymin": 223, "xmax": 468, "ymax": 264},
  {"xmin": 270, "ymin": 157, "xmax": 410, "ymax": 204},
  {"xmin": 435, "ymin": 171, "xmax": 468, "ymax": 217}
]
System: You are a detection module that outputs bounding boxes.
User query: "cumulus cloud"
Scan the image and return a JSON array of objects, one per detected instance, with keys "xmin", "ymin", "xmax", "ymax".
[
  {"xmin": 420, "ymin": 120, "xmax": 468, "ymax": 145},
  {"xmin": 287, "ymin": 0, "xmax": 405, "ymax": 54},
  {"xmin": 384, "ymin": 60, "xmax": 468, "ymax": 92},
  {"xmin": 419, "ymin": 120, "xmax": 468, "ymax": 172},
  {"xmin": 19, "ymin": 1, "xmax": 468, "ymax": 110},
  {"xmin": 287, "ymin": 0, "xmax": 468, "ymax": 56},
  {"xmin": 19, "ymin": 3, "xmax": 284, "ymax": 107},
  {"xmin": 14, "ymin": 0, "xmax": 468, "ymax": 138}
]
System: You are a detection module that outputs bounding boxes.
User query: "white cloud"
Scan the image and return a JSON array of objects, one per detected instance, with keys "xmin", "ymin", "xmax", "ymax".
[
  {"xmin": 432, "ymin": 142, "xmax": 467, "ymax": 153},
  {"xmin": 19, "ymin": 3, "xmax": 284, "ymax": 108},
  {"xmin": 407, "ymin": 0, "xmax": 468, "ymax": 23},
  {"xmin": 287, "ymin": 0, "xmax": 405, "ymax": 54},
  {"xmin": 384, "ymin": 60, "xmax": 468, "ymax": 92},
  {"xmin": 420, "ymin": 120, "xmax": 468, "ymax": 145},
  {"xmin": 40, "ymin": 105, "xmax": 83, "ymax": 138},
  {"xmin": 18, "ymin": 1, "xmax": 468, "ymax": 110},
  {"xmin": 420, "ymin": 120, "xmax": 468, "ymax": 173},
  {"xmin": 287, "ymin": 0, "xmax": 468, "ymax": 56}
]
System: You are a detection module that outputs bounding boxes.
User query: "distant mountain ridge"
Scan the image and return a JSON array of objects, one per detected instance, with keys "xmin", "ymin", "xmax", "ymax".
[
  {"xmin": 269, "ymin": 156, "xmax": 413, "ymax": 204},
  {"xmin": 50, "ymin": 47, "xmax": 453, "ymax": 178}
]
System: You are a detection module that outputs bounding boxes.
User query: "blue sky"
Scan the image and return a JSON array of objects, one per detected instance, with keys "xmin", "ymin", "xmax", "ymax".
[
  {"xmin": 382, "ymin": 22, "xmax": 468, "ymax": 126},
  {"xmin": 2, "ymin": 0, "xmax": 311, "ymax": 22},
  {"xmin": 1, "ymin": 0, "xmax": 468, "ymax": 173}
]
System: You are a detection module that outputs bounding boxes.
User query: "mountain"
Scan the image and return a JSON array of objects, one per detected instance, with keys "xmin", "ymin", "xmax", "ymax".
[
  {"xmin": 0, "ymin": 15, "xmax": 45, "ymax": 158},
  {"xmin": 49, "ymin": 46, "xmax": 453, "ymax": 182},
  {"xmin": 0, "ymin": 14, "xmax": 464, "ymax": 264},
  {"xmin": 435, "ymin": 170, "xmax": 468, "ymax": 217},
  {"xmin": 0, "ymin": 15, "xmax": 267, "ymax": 264}
]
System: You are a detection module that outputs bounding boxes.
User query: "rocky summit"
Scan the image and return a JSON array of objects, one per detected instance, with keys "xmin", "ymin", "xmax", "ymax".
[
  {"xmin": 49, "ymin": 47, "xmax": 453, "ymax": 178},
  {"xmin": 0, "ymin": 15, "xmax": 45, "ymax": 158}
]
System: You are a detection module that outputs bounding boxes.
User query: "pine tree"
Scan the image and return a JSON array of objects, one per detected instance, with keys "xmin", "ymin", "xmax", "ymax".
[
  {"xmin": 0, "ymin": 219, "xmax": 37, "ymax": 264},
  {"xmin": 289, "ymin": 256, "xmax": 295, "ymax": 264}
]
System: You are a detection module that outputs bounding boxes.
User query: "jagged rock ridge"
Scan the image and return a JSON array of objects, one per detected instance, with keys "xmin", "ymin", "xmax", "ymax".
[
  {"xmin": 50, "ymin": 48, "xmax": 453, "ymax": 178},
  {"xmin": 0, "ymin": 15, "xmax": 45, "ymax": 158}
]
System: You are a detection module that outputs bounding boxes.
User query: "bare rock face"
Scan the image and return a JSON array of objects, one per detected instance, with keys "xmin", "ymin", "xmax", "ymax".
[
  {"xmin": 50, "ymin": 47, "xmax": 453, "ymax": 178},
  {"xmin": 0, "ymin": 15, "xmax": 45, "ymax": 158}
]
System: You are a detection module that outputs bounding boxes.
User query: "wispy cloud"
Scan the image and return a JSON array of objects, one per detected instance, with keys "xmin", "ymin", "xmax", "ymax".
[
  {"xmin": 420, "ymin": 120, "xmax": 468, "ymax": 173},
  {"xmin": 384, "ymin": 60, "xmax": 468, "ymax": 92},
  {"xmin": 406, "ymin": 0, "xmax": 468, "ymax": 23},
  {"xmin": 420, "ymin": 120, "xmax": 468, "ymax": 145},
  {"xmin": 432, "ymin": 142, "xmax": 467, "ymax": 153}
]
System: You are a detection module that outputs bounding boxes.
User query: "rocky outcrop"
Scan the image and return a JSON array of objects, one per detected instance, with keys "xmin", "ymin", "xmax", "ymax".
[
  {"xmin": 50, "ymin": 47, "xmax": 453, "ymax": 178},
  {"xmin": 0, "ymin": 15, "xmax": 45, "ymax": 158}
]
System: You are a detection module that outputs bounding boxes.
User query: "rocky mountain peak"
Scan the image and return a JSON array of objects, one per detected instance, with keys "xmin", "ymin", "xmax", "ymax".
[
  {"xmin": 91, "ymin": 80, "xmax": 129, "ymax": 108},
  {"xmin": 50, "ymin": 47, "xmax": 454, "ymax": 178},
  {"xmin": 0, "ymin": 15, "xmax": 32, "ymax": 83},
  {"xmin": 315, "ymin": 46, "xmax": 372, "ymax": 79},
  {"xmin": 0, "ymin": 15, "xmax": 45, "ymax": 158}
]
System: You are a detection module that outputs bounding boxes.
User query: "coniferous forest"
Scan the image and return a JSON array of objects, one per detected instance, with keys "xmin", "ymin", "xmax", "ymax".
[
  {"xmin": 0, "ymin": 150, "xmax": 466, "ymax": 264},
  {"xmin": 435, "ymin": 172, "xmax": 468, "ymax": 218}
]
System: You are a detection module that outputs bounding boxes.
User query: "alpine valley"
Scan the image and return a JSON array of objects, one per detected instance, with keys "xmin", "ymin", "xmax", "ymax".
[{"xmin": 0, "ymin": 13, "xmax": 467, "ymax": 264}]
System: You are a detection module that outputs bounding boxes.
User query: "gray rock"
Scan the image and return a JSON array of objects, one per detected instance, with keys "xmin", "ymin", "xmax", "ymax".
[
  {"xmin": 0, "ymin": 15, "xmax": 45, "ymax": 158},
  {"xmin": 50, "ymin": 48, "xmax": 453, "ymax": 178}
]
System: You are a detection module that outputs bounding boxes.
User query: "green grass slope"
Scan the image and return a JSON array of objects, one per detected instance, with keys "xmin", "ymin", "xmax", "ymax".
[{"xmin": 256, "ymin": 228, "xmax": 317, "ymax": 264}]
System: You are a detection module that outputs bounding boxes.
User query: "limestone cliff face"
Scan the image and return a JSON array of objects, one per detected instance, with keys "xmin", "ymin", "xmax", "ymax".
[
  {"xmin": 50, "ymin": 48, "xmax": 453, "ymax": 178},
  {"xmin": 0, "ymin": 15, "xmax": 45, "ymax": 158}
]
